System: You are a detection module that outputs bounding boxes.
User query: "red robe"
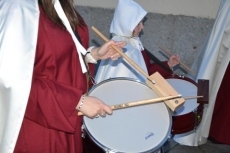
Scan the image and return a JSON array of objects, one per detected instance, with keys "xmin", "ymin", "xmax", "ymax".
[
  {"xmin": 209, "ymin": 62, "xmax": 230, "ymax": 145},
  {"xmin": 141, "ymin": 49, "xmax": 173, "ymax": 77},
  {"xmin": 14, "ymin": 7, "xmax": 92, "ymax": 153}
]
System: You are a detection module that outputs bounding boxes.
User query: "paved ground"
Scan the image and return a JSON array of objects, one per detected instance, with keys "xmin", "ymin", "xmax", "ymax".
[{"xmin": 162, "ymin": 138, "xmax": 230, "ymax": 153}]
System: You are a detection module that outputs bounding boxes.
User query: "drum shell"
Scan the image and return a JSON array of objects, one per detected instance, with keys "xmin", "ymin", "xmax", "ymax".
[{"xmin": 165, "ymin": 76, "xmax": 204, "ymax": 135}]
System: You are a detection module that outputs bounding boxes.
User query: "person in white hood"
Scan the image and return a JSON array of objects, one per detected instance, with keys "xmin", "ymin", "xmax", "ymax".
[
  {"xmin": 0, "ymin": 0, "xmax": 125, "ymax": 152},
  {"xmin": 95, "ymin": 0, "xmax": 180, "ymax": 84}
]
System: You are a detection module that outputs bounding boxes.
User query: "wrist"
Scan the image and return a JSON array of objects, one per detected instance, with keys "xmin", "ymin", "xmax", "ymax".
[
  {"xmin": 167, "ymin": 61, "xmax": 174, "ymax": 71},
  {"xmin": 76, "ymin": 94, "xmax": 86, "ymax": 111},
  {"xmin": 167, "ymin": 61, "xmax": 172, "ymax": 68},
  {"xmin": 85, "ymin": 46, "xmax": 97, "ymax": 64}
]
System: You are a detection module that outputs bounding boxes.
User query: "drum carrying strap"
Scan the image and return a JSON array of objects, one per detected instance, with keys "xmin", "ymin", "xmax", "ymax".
[
  {"xmin": 75, "ymin": 31, "xmax": 96, "ymax": 95},
  {"xmin": 85, "ymin": 65, "xmax": 96, "ymax": 95}
]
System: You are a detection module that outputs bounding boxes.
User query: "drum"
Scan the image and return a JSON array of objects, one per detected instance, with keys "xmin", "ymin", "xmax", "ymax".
[
  {"xmin": 83, "ymin": 78, "xmax": 172, "ymax": 153},
  {"xmin": 165, "ymin": 76, "xmax": 203, "ymax": 135}
]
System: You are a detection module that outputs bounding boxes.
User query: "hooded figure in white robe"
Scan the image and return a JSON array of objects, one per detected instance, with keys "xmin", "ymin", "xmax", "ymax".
[
  {"xmin": 173, "ymin": 0, "xmax": 230, "ymax": 146},
  {"xmin": 95, "ymin": 0, "xmax": 148, "ymax": 83},
  {"xmin": 0, "ymin": 1, "xmax": 39, "ymax": 152}
]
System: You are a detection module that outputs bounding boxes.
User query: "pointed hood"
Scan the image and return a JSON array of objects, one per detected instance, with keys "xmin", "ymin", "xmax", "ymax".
[{"xmin": 110, "ymin": 0, "xmax": 147, "ymax": 37}]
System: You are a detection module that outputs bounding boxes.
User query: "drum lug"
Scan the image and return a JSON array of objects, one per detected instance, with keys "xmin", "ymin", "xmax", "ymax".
[
  {"xmin": 193, "ymin": 104, "xmax": 204, "ymax": 132},
  {"xmin": 180, "ymin": 75, "xmax": 185, "ymax": 78},
  {"xmin": 193, "ymin": 108, "xmax": 198, "ymax": 113},
  {"xmin": 81, "ymin": 125, "xmax": 86, "ymax": 138},
  {"xmin": 193, "ymin": 108, "xmax": 198, "ymax": 131},
  {"xmin": 193, "ymin": 107, "xmax": 201, "ymax": 131},
  {"xmin": 168, "ymin": 134, "xmax": 172, "ymax": 139},
  {"xmin": 105, "ymin": 149, "xmax": 117, "ymax": 153}
]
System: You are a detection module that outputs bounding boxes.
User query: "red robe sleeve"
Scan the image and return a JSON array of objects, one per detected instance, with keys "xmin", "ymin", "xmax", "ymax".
[
  {"xmin": 141, "ymin": 49, "xmax": 173, "ymax": 77},
  {"xmin": 26, "ymin": 78, "xmax": 83, "ymax": 132}
]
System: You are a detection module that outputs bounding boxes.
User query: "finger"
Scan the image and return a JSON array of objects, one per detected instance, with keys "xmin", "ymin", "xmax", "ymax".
[
  {"xmin": 107, "ymin": 52, "xmax": 120, "ymax": 59},
  {"xmin": 111, "ymin": 56, "xmax": 119, "ymax": 60},
  {"xmin": 106, "ymin": 40, "xmax": 116, "ymax": 47},
  {"xmin": 103, "ymin": 105, "xmax": 113, "ymax": 115},
  {"xmin": 110, "ymin": 54, "xmax": 120, "ymax": 60},
  {"xmin": 114, "ymin": 52, "xmax": 121, "ymax": 57},
  {"xmin": 99, "ymin": 111, "xmax": 106, "ymax": 117},
  {"xmin": 115, "ymin": 41, "xmax": 126, "ymax": 48}
]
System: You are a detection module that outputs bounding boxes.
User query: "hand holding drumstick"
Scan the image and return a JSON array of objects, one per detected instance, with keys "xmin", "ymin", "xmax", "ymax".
[
  {"xmin": 168, "ymin": 54, "xmax": 180, "ymax": 68},
  {"xmin": 78, "ymin": 95, "xmax": 203, "ymax": 116},
  {"xmin": 159, "ymin": 46, "xmax": 197, "ymax": 76}
]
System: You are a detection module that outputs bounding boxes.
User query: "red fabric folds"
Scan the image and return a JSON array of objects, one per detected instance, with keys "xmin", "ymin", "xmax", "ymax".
[
  {"xmin": 209, "ymin": 63, "xmax": 230, "ymax": 145},
  {"xmin": 14, "ymin": 7, "xmax": 91, "ymax": 153},
  {"xmin": 141, "ymin": 49, "xmax": 172, "ymax": 77}
]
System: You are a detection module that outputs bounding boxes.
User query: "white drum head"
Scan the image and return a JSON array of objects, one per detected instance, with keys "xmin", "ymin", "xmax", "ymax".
[
  {"xmin": 166, "ymin": 78, "xmax": 198, "ymax": 116},
  {"xmin": 83, "ymin": 78, "xmax": 171, "ymax": 153}
]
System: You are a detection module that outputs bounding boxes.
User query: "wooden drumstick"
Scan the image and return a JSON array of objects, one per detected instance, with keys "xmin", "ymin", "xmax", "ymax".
[
  {"xmin": 184, "ymin": 95, "xmax": 203, "ymax": 100},
  {"xmin": 77, "ymin": 95, "xmax": 203, "ymax": 116},
  {"xmin": 111, "ymin": 95, "xmax": 182, "ymax": 110},
  {"xmin": 92, "ymin": 26, "xmax": 184, "ymax": 111},
  {"xmin": 158, "ymin": 46, "xmax": 197, "ymax": 76},
  {"xmin": 92, "ymin": 26, "xmax": 155, "ymax": 84}
]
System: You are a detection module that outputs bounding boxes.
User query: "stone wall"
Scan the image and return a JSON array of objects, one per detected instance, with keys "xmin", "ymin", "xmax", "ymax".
[{"xmin": 76, "ymin": 6, "xmax": 215, "ymax": 76}]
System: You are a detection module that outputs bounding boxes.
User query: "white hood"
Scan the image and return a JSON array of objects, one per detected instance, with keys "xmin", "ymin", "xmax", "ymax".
[
  {"xmin": 95, "ymin": 0, "xmax": 148, "ymax": 83},
  {"xmin": 110, "ymin": 0, "xmax": 147, "ymax": 37}
]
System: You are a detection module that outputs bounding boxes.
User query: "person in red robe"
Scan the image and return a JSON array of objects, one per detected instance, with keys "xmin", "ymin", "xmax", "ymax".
[
  {"xmin": 209, "ymin": 62, "xmax": 230, "ymax": 145},
  {"xmin": 0, "ymin": 0, "xmax": 125, "ymax": 153},
  {"xmin": 142, "ymin": 49, "xmax": 176, "ymax": 77}
]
